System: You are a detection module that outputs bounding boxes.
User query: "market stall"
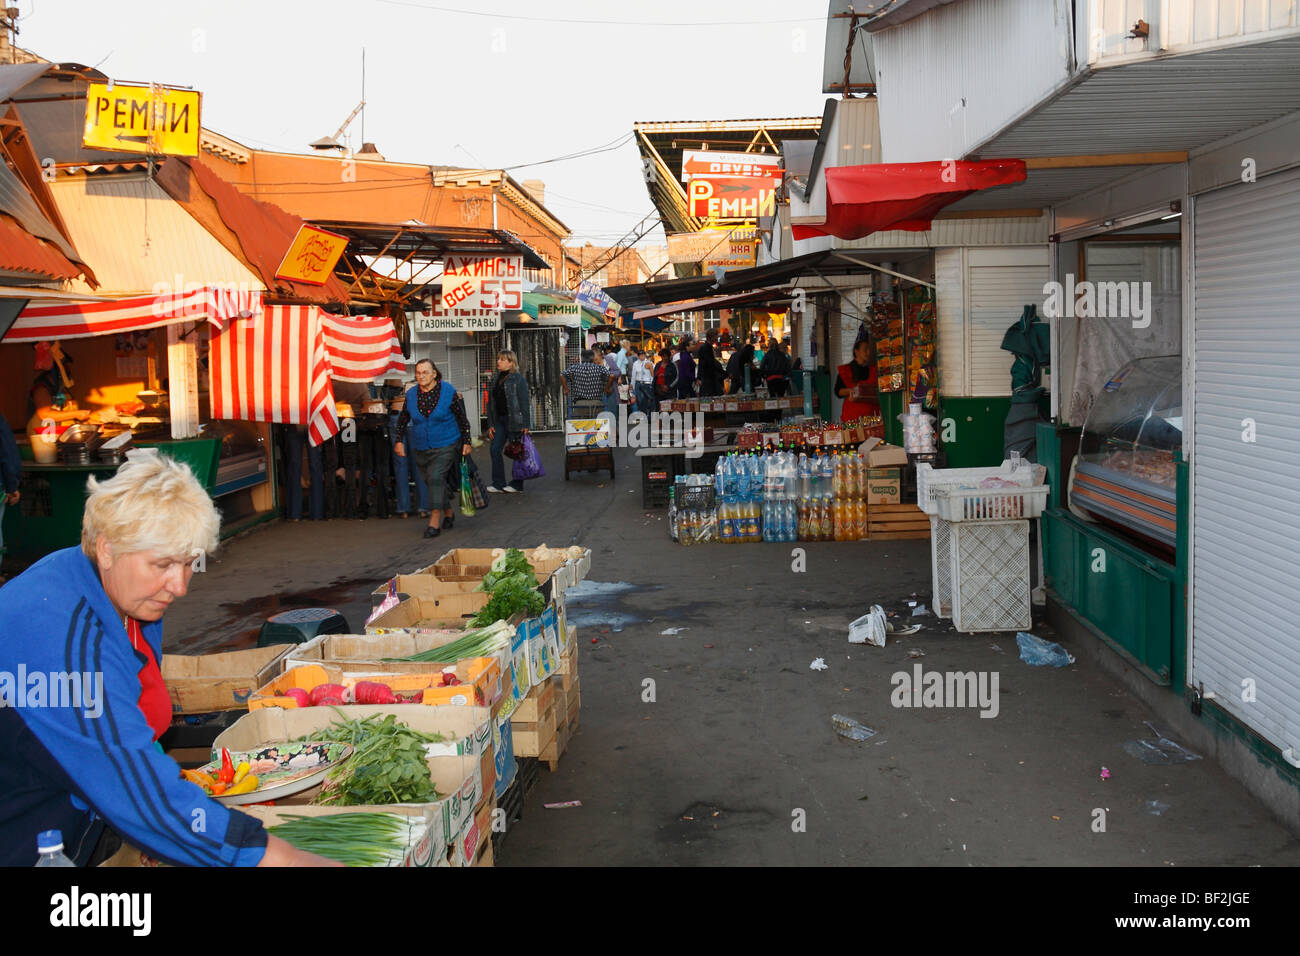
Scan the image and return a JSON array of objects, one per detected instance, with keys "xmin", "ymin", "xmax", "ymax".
[{"xmin": 122, "ymin": 544, "xmax": 592, "ymax": 868}]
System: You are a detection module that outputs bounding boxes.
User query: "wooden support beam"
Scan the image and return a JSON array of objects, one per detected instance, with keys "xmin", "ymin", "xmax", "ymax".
[{"xmin": 1019, "ymin": 151, "xmax": 1187, "ymax": 170}]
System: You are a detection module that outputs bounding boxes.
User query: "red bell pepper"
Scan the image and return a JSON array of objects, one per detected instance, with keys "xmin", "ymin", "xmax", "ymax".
[{"xmin": 219, "ymin": 747, "xmax": 236, "ymax": 784}]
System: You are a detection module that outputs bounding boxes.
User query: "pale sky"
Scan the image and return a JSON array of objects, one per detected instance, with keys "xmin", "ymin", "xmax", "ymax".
[{"xmin": 21, "ymin": 0, "xmax": 830, "ymax": 249}]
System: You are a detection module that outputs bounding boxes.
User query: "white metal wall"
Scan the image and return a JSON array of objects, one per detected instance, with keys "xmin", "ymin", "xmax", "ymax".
[
  {"xmin": 871, "ymin": 0, "xmax": 1073, "ymax": 163},
  {"xmin": 1191, "ymin": 166, "xmax": 1300, "ymax": 763},
  {"xmin": 1089, "ymin": 0, "xmax": 1300, "ymax": 63}
]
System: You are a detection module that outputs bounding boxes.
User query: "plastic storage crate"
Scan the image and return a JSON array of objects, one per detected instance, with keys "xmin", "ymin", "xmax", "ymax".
[
  {"xmin": 933, "ymin": 485, "xmax": 1048, "ymax": 522},
  {"xmin": 949, "ymin": 520, "xmax": 1031, "ymax": 633},
  {"xmin": 916, "ymin": 460, "xmax": 1033, "ymax": 515},
  {"xmin": 641, "ymin": 454, "xmax": 683, "ymax": 508},
  {"xmin": 930, "ymin": 516, "xmax": 953, "ymax": 618}
]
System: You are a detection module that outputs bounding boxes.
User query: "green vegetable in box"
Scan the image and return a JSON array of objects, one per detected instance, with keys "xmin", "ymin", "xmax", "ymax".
[{"xmin": 300, "ymin": 712, "xmax": 447, "ymax": 807}]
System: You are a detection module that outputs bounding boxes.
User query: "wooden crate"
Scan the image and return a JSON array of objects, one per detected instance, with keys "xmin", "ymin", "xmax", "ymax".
[
  {"xmin": 512, "ymin": 705, "xmax": 557, "ymax": 757},
  {"xmin": 541, "ymin": 720, "xmax": 571, "ymax": 773},
  {"xmin": 867, "ymin": 502, "xmax": 931, "ymax": 541}
]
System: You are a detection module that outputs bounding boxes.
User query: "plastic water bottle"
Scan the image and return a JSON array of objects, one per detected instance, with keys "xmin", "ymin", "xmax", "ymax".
[
  {"xmin": 832, "ymin": 714, "xmax": 877, "ymax": 741},
  {"xmin": 797, "ymin": 452, "xmax": 810, "ymax": 499},
  {"xmin": 35, "ymin": 830, "xmax": 75, "ymax": 867},
  {"xmin": 821, "ymin": 453, "xmax": 835, "ymax": 500},
  {"xmin": 784, "ymin": 500, "xmax": 796, "ymax": 542}
]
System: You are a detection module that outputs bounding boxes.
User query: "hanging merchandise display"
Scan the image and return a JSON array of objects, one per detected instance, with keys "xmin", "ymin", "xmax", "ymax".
[
  {"xmin": 905, "ymin": 289, "xmax": 938, "ymax": 410},
  {"xmin": 870, "ymin": 291, "xmax": 904, "ymax": 393}
]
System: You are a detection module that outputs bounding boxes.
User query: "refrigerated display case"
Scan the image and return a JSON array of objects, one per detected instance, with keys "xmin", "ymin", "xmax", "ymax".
[{"xmin": 1070, "ymin": 355, "xmax": 1181, "ymax": 550}]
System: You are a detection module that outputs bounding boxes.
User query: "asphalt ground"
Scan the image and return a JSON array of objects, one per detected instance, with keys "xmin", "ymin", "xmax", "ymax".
[{"xmin": 162, "ymin": 434, "xmax": 1300, "ymax": 867}]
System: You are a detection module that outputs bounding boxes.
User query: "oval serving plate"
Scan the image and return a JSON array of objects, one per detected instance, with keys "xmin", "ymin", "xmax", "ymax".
[{"xmin": 203, "ymin": 741, "xmax": 352, "ymax": 806}]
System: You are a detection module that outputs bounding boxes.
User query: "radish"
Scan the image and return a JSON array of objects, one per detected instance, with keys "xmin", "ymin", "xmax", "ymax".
[
  {"xmin": 316, "ymin": 695, "xmax": 345, "ymax": 706},
  {"xmin": 353, "ymin": 681, "xmax": 398, "ymax": 705},
  {"xmin": 284, "ymin": 688, "xmax": 311, "ymax": 708},
  {"xmin": 309, "ymin": 683, "xmax": 348, "ymax": 706}
]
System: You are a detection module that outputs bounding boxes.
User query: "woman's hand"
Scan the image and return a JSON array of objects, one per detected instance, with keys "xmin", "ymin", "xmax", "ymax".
[
  {"xmin": 393, "ymin": 442, "xmax": 405, "ymax": 458},
  {"xmin": 487, "ymin": 426, "xmax": 495, "ymax": 439},
  {"xmin": 462, "ymin": 444, "xmax": 472, "ymax": 457},
  {"xmin": 258, "ymin": 834, "xmax": 345, "ymax": 868}
]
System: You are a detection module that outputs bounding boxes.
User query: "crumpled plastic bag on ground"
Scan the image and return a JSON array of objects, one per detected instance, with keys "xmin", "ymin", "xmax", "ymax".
[
  {"xmin": 1016, "ymin": 631, "xmax": 1075, "ymax": 667},
  {"xmin": 1123, "ymin": 722, "xmax": 1202, "ymax": 765},
  {"xmin": 848, "ymin": 606, "xmax": 888, "ymax": 647},
  {"xmin": 810, "ymin": 658, "xmax": 829, "ymax": 671}
]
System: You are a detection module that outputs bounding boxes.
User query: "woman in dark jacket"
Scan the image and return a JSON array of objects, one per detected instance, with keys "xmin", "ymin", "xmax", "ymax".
[
  {"xmin": 759, "ymin": 339, "xmax": 793, "ymax": 397},
  {"xmin": 487, "ymin": 349, "xmax": 532, "ymax": 493}
]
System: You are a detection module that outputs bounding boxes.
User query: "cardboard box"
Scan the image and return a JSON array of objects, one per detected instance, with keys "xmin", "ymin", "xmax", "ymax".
[
  {"xmin": 161, "ymin": 645, "xmax": 294, "ymax": 714},
  {"xmin": 555, "ymin": 640, "xmax": 579, "ymax": 676},
  {"xmin": 866, "ymin": 467, "xmax": 902, "ymax": 504},
  {"xmin": 212, "ymin": 705, "xmax": 485, "ymax": 843},
  {"xmin": 368, "ymin": 575, "xmax": 487, "ymax": 608},
  {"xmin": 236, "ymin": 804, "xmax": 445, "ymax": 868},
  {"xmin": 491, "ymin": 696, "xmax": 517, "ymax": 799},
  {"xmin": 565, "ymin": 418, "xmax": 612, "ymax": 448},
  {"xmin": 508, "ymin": 616, "xmax": 531, "ymax": 705},
  {"xmin": 867, "ymin": 441, "xmax": 909, "ymax": 467},
  {"xmin": 449, "ymin": 796, "xmax": 496, "ymax": 868},
  {"xmin": 247, "ymin": 659, "xmax": 502, "ymax": 710},
  {"xmin": 366, "ymin": 594, "xmax": 487, "ymax": 631}
]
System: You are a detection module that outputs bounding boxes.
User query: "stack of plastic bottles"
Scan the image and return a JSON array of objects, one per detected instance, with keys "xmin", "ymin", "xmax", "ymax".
[
  {"xmin": 670, "ymin": 474, "xmax": 719, "ymax": 546},
  {"xmin": 668, "ymin": 446, "xmax": 874, "ymax": 545}
]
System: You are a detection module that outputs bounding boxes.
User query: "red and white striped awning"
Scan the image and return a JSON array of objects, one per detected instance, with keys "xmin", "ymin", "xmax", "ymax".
[
  {"xmin": 209, "ymin": 304, "xmax": 339, "ymax": 446},
  {"xmin": 321, "ymin": 313, "xmax": 406, "ymax": 382},
  {"xmin": 3, "ymin": 285, "xmax": 263, "ymax": 343}
]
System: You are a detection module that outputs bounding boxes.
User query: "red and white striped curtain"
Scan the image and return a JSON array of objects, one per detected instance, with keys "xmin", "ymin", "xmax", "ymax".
[
  {"xmin": 321, "ymin": 313, "xmax": 406, "ymax": 382},
  {"xmin": 208, "ymin": 304, "xmax": 339, "ymax": 446},
  {"xmin": 4, "ymin": 286, "xmax": 261, "ymax": 342}
]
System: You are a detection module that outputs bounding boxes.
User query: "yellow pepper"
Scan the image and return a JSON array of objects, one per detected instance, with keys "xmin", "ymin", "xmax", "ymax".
[
  {"xmin": 232, "ymin": 761, "xmax": 251, "ymax": 785},
  {"xmin": 223, "ymin": 774, "xmax": 260, "ymax": 796}
]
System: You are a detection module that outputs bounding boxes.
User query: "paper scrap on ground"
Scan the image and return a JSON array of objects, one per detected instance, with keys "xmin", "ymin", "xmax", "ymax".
[
  {"xmin": 660, "ymin": 627, "xmax": 688, "ymax": 635},
  {"xmin": 543, "ymin": 801, "xmax": 583, "ymax": 809},
  {"xmin": 1016, "ymin": 631, "xmax": 1075, "ymax": 667},
  {"xmin": 848, "ymin": 605, "xmax": 887, "ymax": 647},
  {"xmin": 890, "ymin": 623, "xmax": 923, "ymax": 637},
  {"xmin": 911, "ymin": 604, "xmax": 929, "ymax": 617},
  {"xmin": 810, "ymin": 658, "xmax": 829, "ymax": 671},
  {"xmin": 1145, "ymin": 800, "xmax": 1171, "ymax": 816}
]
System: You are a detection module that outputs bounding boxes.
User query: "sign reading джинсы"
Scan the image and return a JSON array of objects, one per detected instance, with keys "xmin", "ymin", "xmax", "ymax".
[{"xmin": 440, "ymin": 255, "xmax": 522, "ymax": 313}]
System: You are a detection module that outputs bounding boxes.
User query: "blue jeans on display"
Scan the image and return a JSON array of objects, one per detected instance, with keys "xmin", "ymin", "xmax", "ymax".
[
  {"xmin": 390, "ymin": 413, "xmax": 430, "ymax": 514},
  {"xmin": 283, "ymin": 425, "xmax": 325, "ymax": 520},
  {"xmin": 490, "ymin": 415, "xmax": 524, "ymax": 491}
]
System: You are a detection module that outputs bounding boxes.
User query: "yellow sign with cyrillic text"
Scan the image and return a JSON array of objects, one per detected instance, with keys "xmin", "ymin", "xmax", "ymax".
[{"xmin": 82, "ymin": 83, "xmax": 202, "ymax": 157}]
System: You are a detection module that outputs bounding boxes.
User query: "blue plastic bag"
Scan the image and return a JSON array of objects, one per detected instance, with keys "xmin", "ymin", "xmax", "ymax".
[
  {"xmin": 1016, "ymin": 632, "xmax": 1075, "ymax": 667},
  {"xmin": 511, "ymin": 434, "xmax": 545, "ymax": 481}
]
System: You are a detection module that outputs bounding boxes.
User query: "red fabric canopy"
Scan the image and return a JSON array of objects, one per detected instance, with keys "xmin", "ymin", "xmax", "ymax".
[{"xmin": 792, "ymin": 160, "xmax": 1027, "ymax": 241}]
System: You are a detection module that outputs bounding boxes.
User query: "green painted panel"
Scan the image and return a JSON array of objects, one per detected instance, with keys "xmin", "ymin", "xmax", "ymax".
[
  {"xmin": 1044, "ymin": 508, "xmax": 1176, "ymax": 686},
  {"xmin": 938, "ymin": 396, "xmax": 1011, "ymax": 467},
  {"xmin": 880, "ymin": 390, "xmax": 903, "ymax": 444}
]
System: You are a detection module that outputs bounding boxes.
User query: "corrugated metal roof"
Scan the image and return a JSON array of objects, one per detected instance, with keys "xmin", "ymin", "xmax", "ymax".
[
  {"xmin": 49, "ymin": 173, "xmax": 263, "ymax": 296},
  {"xmin": 0, "ymin": 148, "xmax": 79, "ymax": 261},
  {"xmin": 0, "ymin": 62, "xmax": 52, "ymax": 103},
  {"xmin": 155, "ymin": 155, "xmax": 349, "ymax": 304},
  {"xmin": 0, "ymin": 214, "xmax": 83, "ymax": 282}
]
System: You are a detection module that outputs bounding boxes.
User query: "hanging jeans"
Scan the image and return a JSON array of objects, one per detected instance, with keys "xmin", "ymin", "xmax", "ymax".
[
  {"xmin": 337, "ymin": 426, "xmax": 363, "ymax": 518},
  {"xmin": 390, "ymin": 412, "xmax": 430, "ymax": 514}
]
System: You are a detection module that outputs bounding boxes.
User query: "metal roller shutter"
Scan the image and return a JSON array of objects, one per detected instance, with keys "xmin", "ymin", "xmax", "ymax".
[
  {"xmin": 1191, "ymin": 166, "xmax": 1300, "ymax": 764},
  {"xmin": 965, "ymin": 248, "xmax": 1049, "ymax": 397}
]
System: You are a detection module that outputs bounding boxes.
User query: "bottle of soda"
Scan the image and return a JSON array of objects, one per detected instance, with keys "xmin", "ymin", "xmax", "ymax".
[{"xmin": 668, "ymin": 486, "xmax": 679, "ymax": 542}]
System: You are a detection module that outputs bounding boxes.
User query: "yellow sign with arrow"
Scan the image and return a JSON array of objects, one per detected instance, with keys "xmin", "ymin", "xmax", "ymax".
[{"xmin": 82, "ymin": 83, "xmax": 202, "ymax": 157}]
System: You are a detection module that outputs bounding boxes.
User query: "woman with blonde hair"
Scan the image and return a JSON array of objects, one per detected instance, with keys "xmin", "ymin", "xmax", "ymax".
[
  {"xmin": 486, "ymin": 348, "xmax": 532, "ymax": 493},
  {"xmin": 0, "ymin": 451, "xmax": 339, "ymax": 866}
]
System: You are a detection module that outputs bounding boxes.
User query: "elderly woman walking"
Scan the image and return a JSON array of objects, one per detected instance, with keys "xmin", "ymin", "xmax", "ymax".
[
  {"xmin": 486, "ymin": 349, "xmax": 532, "ymax": 494},
  {"xmin": 393, "ymin": 359, "xmax": 472, "ymax": 539}
]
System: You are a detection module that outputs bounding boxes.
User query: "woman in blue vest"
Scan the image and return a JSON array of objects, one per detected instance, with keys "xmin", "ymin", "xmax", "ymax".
[{"xmin": 393, "ymin": 359, "xmax": 472, "ymax": 539}]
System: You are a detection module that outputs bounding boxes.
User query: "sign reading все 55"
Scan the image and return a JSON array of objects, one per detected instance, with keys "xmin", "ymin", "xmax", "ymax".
[
  {"xmin": 82, "ymin": 83, "xmax": 201, "ymax": 157},
  {"xmin": 440, "ymin": 255, "xmax": 522, "ymax": 312},
  {"xmin": 688, "ymin": 178, "xmax": 777, "ymax": 220}
]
